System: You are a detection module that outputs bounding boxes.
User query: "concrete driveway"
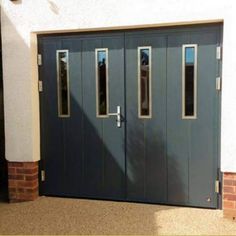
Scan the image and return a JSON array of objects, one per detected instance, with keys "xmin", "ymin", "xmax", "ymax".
[{"xmin": 0, "ymin": 196, "xmax": 236, "ymax": 235}]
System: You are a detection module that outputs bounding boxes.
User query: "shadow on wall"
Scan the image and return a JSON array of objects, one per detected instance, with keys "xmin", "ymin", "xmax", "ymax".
[
  {"xmin": 47, "ymin": 0, "xmax": 60, "ymax": 15},
  {"xmin": 10, "ymin": 0, "xmax": 22, "ymax": 5}
]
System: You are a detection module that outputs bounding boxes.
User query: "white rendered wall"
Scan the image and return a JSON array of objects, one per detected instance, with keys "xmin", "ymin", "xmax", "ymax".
[{"xmin": 1, "ymin": 0, "xmax": 236, "ymax": 172}]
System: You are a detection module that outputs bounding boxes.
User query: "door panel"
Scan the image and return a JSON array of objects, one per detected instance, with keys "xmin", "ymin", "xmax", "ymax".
[
  {"xmin": 188, "ymin": 32, "xmax": 219, "ymax": 207},
  {"xmin": 167, "ymin": 34, "xmax": 190, "ymax": 204},
  {"xmin": 101, "ymin": 37, "xmax": 125, "ymax": 198},
  {"xmin": 61, "ymin": 39, "xmax": 83, "ymax": 196},
  {"xmin": 167, "ymin": 30, "xmax": 219, "ymax": 207},
  {"xmin": 125, "ymin": 35, "xmax": 167, "ymax": 202},
  {"xmin": 40, "ymin": 38, "xmax": 65, "ymax": 196},
  {"xmin": 82, "ymin": 38, "xmax": 104, "ymax": 197},
  {"xmin": 82, "ymin": 36, "xmax": 125, "ymax": 199}
]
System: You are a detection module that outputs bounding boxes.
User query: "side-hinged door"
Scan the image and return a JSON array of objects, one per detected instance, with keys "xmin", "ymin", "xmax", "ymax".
[
  {"xmin": 38, "ymin": 33, "xmax": 126, "ymax": 200},
  {"xmin": 125, "ymin": 32, "xmax": 167, "ymax": 203},
  {"xmin": 167, "ymin": 25, "xmax": 222, "ymax": 208},
  {"xmin": 81, "ymin": 33, "xmax": 125, "ymax": 199},
  {"xmin": 38, "ymin": 36, "xmax": 84, "ymax": 197}
]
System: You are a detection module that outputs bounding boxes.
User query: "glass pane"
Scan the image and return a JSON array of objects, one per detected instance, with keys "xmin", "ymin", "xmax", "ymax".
[
  {"xmin": 139, "ymin": 48, "xmax": 151, "ymax": 117},
  {"xmin": 57, "ymin": 50, "xmax": 69, "ymax": 117},
  {"xmin": 97, "ymin": 50, "xmax": 108, "ymax": 116},
  {"xmin": 184, "ymin": 47, "xmax": 195, "ymax": 117}
]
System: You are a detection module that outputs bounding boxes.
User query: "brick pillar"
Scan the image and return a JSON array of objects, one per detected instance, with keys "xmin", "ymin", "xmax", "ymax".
[
  {"xmin": 8, "ymin": 162, "xmax": 39, "ymax": 202},
  {"xmin": 223, "ymin": 172, "xmax": 236, "ymax": 220}
]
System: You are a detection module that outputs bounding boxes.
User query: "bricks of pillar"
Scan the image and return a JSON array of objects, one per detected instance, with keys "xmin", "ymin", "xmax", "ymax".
[
  {"xmin": 8, "ymin": 162, "xmax": 39, "ymax": 203},
  {"xmin": 223, "ymin": 172, "xmax": 236, "ymax": 221}
]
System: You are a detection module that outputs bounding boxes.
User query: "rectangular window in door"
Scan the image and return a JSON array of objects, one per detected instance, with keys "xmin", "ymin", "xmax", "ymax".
[
  {"xmin": 182, "ymin": 44, "xmax": 197, "ymax": 119},
  {"xmin": 95, "ymin": 48, "xmax": 109, "ymax": 117},
  {"xmin": 56, "ymin": 50, "xmax": 70, "ymax": 117},
  {"xmin": 138, "ymin": 46, "xmax": 152, "ymax": 118}
]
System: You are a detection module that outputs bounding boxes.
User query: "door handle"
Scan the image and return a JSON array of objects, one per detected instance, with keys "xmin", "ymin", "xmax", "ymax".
[{"xmin": 108, "ymin": 106, "xmax": 121, "ymax": 128}]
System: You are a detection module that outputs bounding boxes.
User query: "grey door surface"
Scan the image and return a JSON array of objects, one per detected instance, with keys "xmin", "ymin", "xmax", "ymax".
[
  {"xmin": 39, "ymin": 24, "xmax": 221, "ymax": 208},
  {"xmin": 125, "ymin": 34, "xmax": 167, "ymax": 203},
  {"xmin": 167, "ymin": 30, "xmax": 220, "ymax": 207},
  {"xmin": 81, "ymin": 35, "xmax": 125, "ymax": 199},
  {"xmin": 39, "ymin": 34, "xmax": 125, "ymax": 199}
]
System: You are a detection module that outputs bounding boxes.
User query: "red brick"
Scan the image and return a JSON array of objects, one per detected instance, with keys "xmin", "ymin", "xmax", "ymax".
[
  {"xmin": 8, "ymin": 167, "xmax": 16, "ymax": 174},
  {"xmin": 224, "ymin": 179, "xmax": 236, "ymax": 186},
  {"xmin": 17, "ymin": 193, "xmax": 38, "ymax": 201},
  {"xmin": 224, "ymin": 173, "xmax": 236, "ymax": 180},
  {"xmin": 17, "ymin": 188, "xmax": 25, "ymax": 193},
  {"xmin": 8, "ymin": 174, "xmax": 24, "ymax": 180},
  {"xmin": 8, "ymin": 180, "xmax": 17, "ymax": 187},
  {"xmin": 9, "ymin": 192, "xmax": 17, "ymax": 199},
  {"xmin": 8, "ymin": 161, "xmax": 39, "ymax": 203},
  {"xmin": 17, "ymin": 179, "xmax": 38, "ymax": 188},
  {"xmin": 17, "ymin": 194, "xmax": 29, "ymax": 200},
  {"xmin": 23, "ymin": 162, "xmax": 38, "ymax": 168},
  {"xmin": 8, "ymin": 162, "xmax": 24, "ymax": 167},
  {"xmin": 9, "ymin": 192, "xmax": 38, "ymax": 202},
  {"xmin": 25, "ymin": 187, "xmax": 38, "ymax": 193},
  {"xmin": 224, "ymin": 186, "xmax": 236, "ymax": 194},
  {"xmin": 9, "ymin": 187, "xmax": 17, "ymax": 193},
  {"xmin": 16, "ymin": 167, "xmax": 38, "ymax": 175},
  {"xmin": 224, "ymin": 200, "xmax": 235, "ymax": 209},
  {"xmin": 223, "ymin": 194, "xmax": 236, "ymax": 201},
  {"xmin": 25, "ymin": 174, "xmax": 38, "ymax": 181}
]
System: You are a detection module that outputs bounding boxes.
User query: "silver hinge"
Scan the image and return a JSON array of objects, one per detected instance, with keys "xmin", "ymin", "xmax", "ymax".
[
  {"xmin": 216, "ymin": 77, "xmax": 221, "ymax": 91},
  {"xmin": 41, "ymin": 170, "xmax": 45, "ymax": 182},
  {"xmin": 38, "ymin": 54, "xmax": 42, "ymax": 66},
  {"xmin": 38, "ymin": 80, "xmax": 43, "ymax": 92},
  {"xmin": 216, "ymin": 46, "xmax": 222, "ymax": 60},
  {"xmin": 215, "ymin": 180, "xmax": 220, "ymax": 193}
]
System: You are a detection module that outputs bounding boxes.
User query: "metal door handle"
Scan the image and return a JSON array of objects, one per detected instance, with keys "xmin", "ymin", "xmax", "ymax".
[{"xmin": 108, "ymin": 106, "xmax": 121, "ymax": 128}]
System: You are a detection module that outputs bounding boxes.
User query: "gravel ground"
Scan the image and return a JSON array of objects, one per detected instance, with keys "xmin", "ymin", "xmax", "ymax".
[{"xmin": 0, "ymin": 196, "xmax": 236, "ymax": 235}]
